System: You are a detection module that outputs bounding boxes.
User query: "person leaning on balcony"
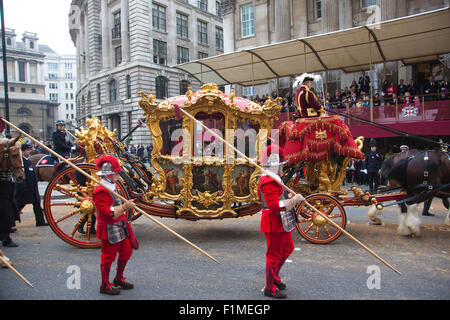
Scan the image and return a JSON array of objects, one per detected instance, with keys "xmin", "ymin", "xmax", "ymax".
[
  {"xmin": 358, "ymin": 71, "xmax": 370, "ymax": 95},
  {"xmin": 407, "ymin": 79, "xmax": 418, "ymax": 96},
  {"xmin": 439, "ymin": 77, "xmax": 449, "ymax": 100},
  {"xmin": 398, "ymin": 79, "xmax": 407, "ymax": 96},
  {"xmin": 424, "ymin": 75, "xmax": 438, "ymax": 101},
  {"xmin": 373, "ymin": 93, "xmax": 381, "ymax": 107}
]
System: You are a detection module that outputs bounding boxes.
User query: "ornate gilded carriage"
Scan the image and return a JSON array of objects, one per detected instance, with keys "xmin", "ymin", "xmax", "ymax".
[
  {"xmin": 42, "ymin": 83, "xmax": 372, "ymax": 249},
  {"xmin": 137, "ymin": 84, "xmax": 281, "ymax": 219}
]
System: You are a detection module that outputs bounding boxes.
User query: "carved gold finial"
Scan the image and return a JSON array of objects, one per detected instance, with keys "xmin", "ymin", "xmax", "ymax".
[
  {"xmin": 229, "ymin": 88, "xmax": 236, "ymax": 104},
  {"xmin": 186, "ymin": 85, "xmax": 194, "ymax": 102},
  {"xmin": 148, "ymin": 91, "xmax": 156, "ymax": 104}
]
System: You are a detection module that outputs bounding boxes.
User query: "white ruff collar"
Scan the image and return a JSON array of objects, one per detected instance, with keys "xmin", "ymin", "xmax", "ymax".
[
  {"xmin": 100, "ymin": 179, "xmax": 117, "ymax": 192},
  {"xmin": 262, "ymin": 171, "xmax": 282, "ymax": 183}
]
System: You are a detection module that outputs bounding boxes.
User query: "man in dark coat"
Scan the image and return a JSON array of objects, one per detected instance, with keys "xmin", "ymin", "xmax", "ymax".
[
  {"xmin": 365, "ymin": 139, "xmax": 383, "ymax": 194},
  {"xmin": 15, "ymin": 144, "xmax": 48, "ymax": 227},
  {"xmin": 53, "ymin": 120, "xmax": 72, "ymax": 158},
  {"xmin": 0, "ymin": 179, "xmax": 19, "ymax": 247},
  {"xmin": 424, "ymin": 76, "xmax": 438, "ymax": 101}
]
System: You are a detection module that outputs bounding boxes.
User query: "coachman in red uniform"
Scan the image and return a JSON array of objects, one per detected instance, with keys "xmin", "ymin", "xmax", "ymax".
[
  {"xmin": 258, "ymin": 145, "xmax": 304, "ymax": 299},
  {"xmin": 93, "ymin": 155, "xmax": 138, "ymax": 295},
  {"xmin": 295, "ymin": 74, "xmax": 325, "ymax": 118}
]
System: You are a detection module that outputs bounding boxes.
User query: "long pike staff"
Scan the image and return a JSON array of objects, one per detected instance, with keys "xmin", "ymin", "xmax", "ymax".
[
  {"xmin": 173, "ymin": 104, "xmax": 402, "ymax": 275},
  {"xmin": 1, "ymin": 118, "xmax": 219, "ymax": 264},
  {"xmin": 0, "ymin": 249, "xmax": 33, "ymax": 287}
]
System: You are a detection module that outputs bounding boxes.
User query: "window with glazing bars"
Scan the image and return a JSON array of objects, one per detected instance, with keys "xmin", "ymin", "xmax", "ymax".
[
  {"xmin": 177, "ymin": 46, "xmax": 189, "ymax": 64},
  {"xmin": 152, "ymin": 3, "xmax": 166, "ymax": 31},
  {"xmin": 176, "ymin": 12, "xmax": 188, "ymax": 38},
  {"xmin": 153, "ymin": 39, "xmax": 167, "ymax": 65},
  {"xmin": 198, "ymin": 20, "xmax": 208, "ymax": 44}
]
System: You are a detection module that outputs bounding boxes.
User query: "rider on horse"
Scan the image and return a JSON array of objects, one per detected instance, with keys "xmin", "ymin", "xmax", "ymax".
[
  {"xmin": 53, "ymin": 120, "xmax": 72, "ymax": 158},
  {"xmin": 294, "ymin": 73, "xmax": 326, "ymax": 119}
]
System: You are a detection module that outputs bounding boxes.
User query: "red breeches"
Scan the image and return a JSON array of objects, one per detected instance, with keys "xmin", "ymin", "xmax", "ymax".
[
  {"xmin": 264, "ymin": 232, "xmax": 294, "ymax": 292},
  {"xmin": 101, "ymin": 238, "xmax": 132, "ymax": 264},
  {"xmin": 265, "ymin": 232, "xmax": 294, "ymax": 267}
]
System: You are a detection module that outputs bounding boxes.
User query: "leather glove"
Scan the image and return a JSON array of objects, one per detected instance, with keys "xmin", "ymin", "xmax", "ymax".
[
  {"xmin": 282, "ymin": 194, "xmax": 305, "ymax": 212},
  {"xmin": 113, "ymin": 199, "xmax": 136, "ymax": 219},
  {"xmin": 122, "ymin": 199, "xmax": 136, "ymax": 211}
]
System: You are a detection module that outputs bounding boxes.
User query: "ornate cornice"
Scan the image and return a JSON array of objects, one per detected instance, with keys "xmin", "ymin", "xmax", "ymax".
[{"xmin": 221, "ymin": 0, "xmax": 236, "ymax": 15}]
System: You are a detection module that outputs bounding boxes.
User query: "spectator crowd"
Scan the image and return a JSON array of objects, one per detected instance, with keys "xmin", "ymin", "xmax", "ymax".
[{"xmin": 248, "ymin": 72, "xmax": 449, "ymax": 112}]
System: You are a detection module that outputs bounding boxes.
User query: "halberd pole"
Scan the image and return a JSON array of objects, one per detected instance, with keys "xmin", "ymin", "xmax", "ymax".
[
  {"xmin": 0, "ymin": 250, "xmax": 33, "ymax": 288},
  {"xmin": 1, "ymin": 118, "xmax": 219, "ymax": 264}
]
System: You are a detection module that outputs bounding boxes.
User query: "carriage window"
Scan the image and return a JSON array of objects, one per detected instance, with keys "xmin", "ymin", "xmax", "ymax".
[
  {"xmin": 159, "ymin": 119, "xmax": 183, "ymax": 156},
  {"xmin": 233, "ymin": 120, "xmax": 259, "ymax": 160},
  {"xmin": 194, "ymin": 112, "xmax": 225, "ymax": 158}
]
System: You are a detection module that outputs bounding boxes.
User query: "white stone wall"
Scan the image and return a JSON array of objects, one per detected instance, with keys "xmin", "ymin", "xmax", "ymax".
[{"xmin": 70, "ymin": 0, "xmax": 223, "ymax": 145}]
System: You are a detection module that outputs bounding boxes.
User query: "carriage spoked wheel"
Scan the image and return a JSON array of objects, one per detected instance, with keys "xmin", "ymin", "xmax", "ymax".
[
  {"xmin": 43, "ymin": 163, "xmax": 132, "ymax": 249},
  {"xmin": 295, "ymin": 193, "xmax": 347, "ymax": 244}
]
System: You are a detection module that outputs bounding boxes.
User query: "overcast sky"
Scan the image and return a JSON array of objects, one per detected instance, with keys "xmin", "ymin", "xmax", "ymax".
[{"xmin": 3, "ymin": 0, "xmax": 76, "ymax": 55}]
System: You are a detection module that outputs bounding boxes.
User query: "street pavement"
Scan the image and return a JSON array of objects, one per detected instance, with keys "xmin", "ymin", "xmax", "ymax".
[{"xmin": 1, "ymin": 183, "xmax": 449, "ymax": 301}]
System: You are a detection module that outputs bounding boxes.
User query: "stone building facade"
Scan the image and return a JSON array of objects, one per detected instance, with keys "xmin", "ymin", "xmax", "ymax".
[
  {"xmin": 69, "ymin": 0, "xmax": 224, "ymax": 144},
  {"xmin": 222, "ymin": 0, "xmax": 449, "ymax": 97},
  {"xmin": 0, "ymin": 29, "xmax": 58, "ymax": 141},
  {"xmin": 42, "ymin": 48, "xmax": 78, "ymax": 132}
]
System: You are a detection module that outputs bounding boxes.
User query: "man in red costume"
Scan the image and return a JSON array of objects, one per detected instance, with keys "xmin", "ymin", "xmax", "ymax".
[
  {"xmin": 93, "ymin": 155, "xmax": 137, "ymax": 295},
  {"xmin": 258, "ymin": 145, "xmax": 304, "ymax": 298},
  {"xmin": 295, "ymin": 73, "xmax": 325, "ymax": 118}
]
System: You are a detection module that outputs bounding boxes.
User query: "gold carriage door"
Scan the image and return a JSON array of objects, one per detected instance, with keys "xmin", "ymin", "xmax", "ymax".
[{"xmin": 190, "ymin": 111, "xmax": 226, "ymax": 212}]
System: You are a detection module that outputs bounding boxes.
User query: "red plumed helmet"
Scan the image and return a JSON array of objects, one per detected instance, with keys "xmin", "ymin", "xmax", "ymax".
[
  {"xmin": 259, "ymin": 145, "xmax": 288, "ymax": 167},
  {"xmin": 95, "ymin": 155, "xmax": 122, "ymax": 176}
]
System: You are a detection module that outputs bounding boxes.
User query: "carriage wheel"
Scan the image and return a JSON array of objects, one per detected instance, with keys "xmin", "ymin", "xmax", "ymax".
[
  {"xmin": 295, "ymin": 193, "xmax": 347, "ymax": 244},
  {"xmin": 43, "ymin": 164, "xmax": 131, "ymax": 249}
]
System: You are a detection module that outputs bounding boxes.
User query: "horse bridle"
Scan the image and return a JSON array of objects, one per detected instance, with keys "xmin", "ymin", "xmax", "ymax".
[{"xmin": 0, "ymin": 140, "xmax": 24, "ymax": 180}]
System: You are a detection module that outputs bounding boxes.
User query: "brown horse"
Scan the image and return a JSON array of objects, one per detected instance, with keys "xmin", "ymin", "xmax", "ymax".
[
  {"xmin": 376, "ymin": 149, "xmax": 450, "ymax": 236},
  {"xmin": 0, "ymin": 136, "xmax": 26, "ymax": 183},
  {"xmin": 29, "ymin": 153, "xmax": 57, "ymax": 182}
]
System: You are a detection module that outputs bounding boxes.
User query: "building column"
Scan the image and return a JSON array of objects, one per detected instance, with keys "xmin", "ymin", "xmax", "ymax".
[
  {"xmin": 128, "ymin": 0, "xmax": 151, "ymax": 63},
  {"xmin": 339, "ymin": 0, "xmax": 353, "ymax": 30},
  {"xmin": 274, "ymin": 0, "xmax": 291, "ymax": 42},
  {"xmin": 296, "ymin": 0, "xmax": 308, "ymax": 38},
  {"xmin": 101, "ymin": 0, "xmax": 111, "ymax": 69},
  {"xmin": 15, "ymin": 61, "xmax": 19, "ymax": 81},
  {"xmin": 121, "ymin": 0, "xmax": 130, "ymax": 63},
  {"xmin": 222, "ymin": 0, "xmax": 235, "ymax": 54},
  {"xmin": 379, "ymin": 0, "xmax": 397, "ymax": 21},
  {"xmin": 323, "ymin": 0, "xmax": 339, "ymax": 33},
  {"xmin": 26, "ymin": 61, "xmax": 30, "ymax": 83}
]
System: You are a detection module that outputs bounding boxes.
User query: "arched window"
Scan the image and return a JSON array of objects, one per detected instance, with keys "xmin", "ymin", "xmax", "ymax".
[
  {"xmin": 179, "ymin": 80, "xmax": 190, "ymax": 95},
  {"xmin": 155, "ymin": 76, "xmax": 168, "ymax": 99},
  {"xmin": 17, "ymin": 107, "xmax": 31, "ymax": 115},
  {"xmin": 29, "ymin": 41, "xmax": 34, "ymax": 49},
  {"xmin": 109, "ymin": 79, "xmax": 117, "ymax": 102},
  {"xmin": 6, "ymin": 37, "xmax": 11, "ymax": 45},
  {"xmin": 18, "ymin": 124, "xmax": 31, "ymax": 134},
  {"xmin": 97, "ymin": 83, "xmax": 101, "ymax": 105},
  {"xmin": 126, "ymin": 75, "xmax": 131, "ymax": 99}
]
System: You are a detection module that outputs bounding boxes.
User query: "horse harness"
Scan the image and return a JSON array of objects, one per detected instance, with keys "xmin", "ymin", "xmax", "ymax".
[
  {"xmin": 0, "ymin": 140, "xmax": 24, "ymax": 181},
  {"xmin": 403, "ymin": 150, "xmax": 433, "ymax": 191}
]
